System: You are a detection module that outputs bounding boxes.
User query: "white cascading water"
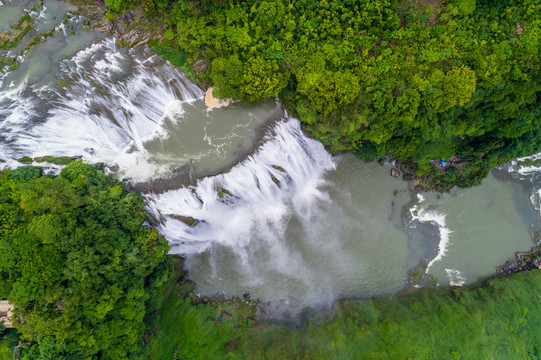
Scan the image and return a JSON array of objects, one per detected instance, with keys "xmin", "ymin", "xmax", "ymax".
[
  {"xmin": 409, "ymin": 194, "xmax": 452, "ymax": 274},
  {"xmin": 146, "ymin": 117, "xmax": 335, "ymax": 253},
  {"xmin": 145, "ymin": 118, "xmax": 350, "ymax": 312},
  {"xmin": 508, "ymin": 152, "xmax": 541, "ymax": 218},
  {"xmin": 0, "ymin": 38, "xmax": 203, "ymax": 180}
]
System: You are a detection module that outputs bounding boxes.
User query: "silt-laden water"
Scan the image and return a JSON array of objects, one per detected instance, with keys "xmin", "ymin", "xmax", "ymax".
[{"xmin": 1, "ymin": 0, "xmax": 540, "ymax": 317}]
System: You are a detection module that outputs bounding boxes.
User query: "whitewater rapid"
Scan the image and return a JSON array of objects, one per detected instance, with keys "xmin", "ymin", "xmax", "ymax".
[
  {"xmin": 0, "ymin": 37, "xmax": 203, "ymax": 180},
  {"xmin": 409, "ymin": 194, "xmax": 452, "ymax": 274},
  {"xmin": 2, "ymin": 0, "xmax": 540, "ymax": 316},
  {"xmin": 507, "ymin": 153, "xmax": 541, "ymax": 218},
  {"xmin": 146, "ymin": 117, "xmax": 336, "ymax": 254}
]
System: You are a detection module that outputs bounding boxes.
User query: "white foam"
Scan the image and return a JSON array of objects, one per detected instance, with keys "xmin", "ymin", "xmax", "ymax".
[
  {"xmin": 503, "ymin": 152, "xmax": 541, "ymax": 216},
  {"xmin": 0, "ymin": 38, "xmax": 204, "ymax": 181},
  {"xmin": 445, "ymin": 268, "xmax": 465, "ymax": 286},
  {"xmin": 146, "ymin": 117, "xmax": 336, "ymax": 255},
  {"xmin": 410, "ymin": 202, "xmax": 452, "ymax": 272}
]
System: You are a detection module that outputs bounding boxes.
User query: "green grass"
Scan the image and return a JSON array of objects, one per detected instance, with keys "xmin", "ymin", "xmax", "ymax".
[
  {"xmin": 35, "ymin": 156, "xmax": 76, "ymax": 165},
  {"xmin": 145, "ymin": 259, "xmax": 254, "ymax": 360},
  {"xmin": 150, "ymin": 259, "xmax": 541, "ymax": 360},
  {"xmin": 16, "ymin": 156, "xmax": 32, "ymax": 164},
  {"xmin": 218, "ymin": 188, "xmax": 232, "ymax": 199}
]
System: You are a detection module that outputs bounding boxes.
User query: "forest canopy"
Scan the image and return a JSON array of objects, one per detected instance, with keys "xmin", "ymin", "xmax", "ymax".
[
  {"xmin": 103, "ymin": 0, "xmax": 541, "ymax": 188},
  {"xmin": 0, "ymin": 163, "xmax": 170, "ymax": 359}
]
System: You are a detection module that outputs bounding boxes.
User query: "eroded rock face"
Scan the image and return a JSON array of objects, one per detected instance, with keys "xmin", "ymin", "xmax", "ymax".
[
  {"xmin": 67, "ymin": 2, "xmax": 162, "ymax": 47},
  {"xmin": 204, "ymin": 87, "xmax": 234, "ymax": 110}
]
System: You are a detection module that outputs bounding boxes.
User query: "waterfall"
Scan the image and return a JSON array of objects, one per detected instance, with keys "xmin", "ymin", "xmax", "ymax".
[
  {"xmin": 0, "ymin": 38, "xmax": 204, "ymax": 180},
  {"xmin": 504, "ymin": 152, "xmax": 541, "ymax": 218},
  {"xmin": 146, "ymin": 117, "xmax": 336, "ymax": 254},
  {"xmin": 145, "ymin": 117, "xmax": 359, "ymax": 314}
]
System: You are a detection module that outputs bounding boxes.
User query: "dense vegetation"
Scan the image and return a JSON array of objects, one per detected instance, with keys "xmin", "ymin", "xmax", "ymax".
[
  {"xmin": 2, "ymin": 1, "xmax": 541, "ymax": 359},
  {"xmin": 0, "ymin": 163, "xmax": 170, "ymax": 359},
  {"xmin": 141, "ymin": 259, "xmax": 541, "ymax": 359},
  {"xmin": 102, "ymin": 0, "xmax": 541, "ymax": 188},
  {"xmin": 2, "ymin": 250, "xmax": 541, "ymax": 359}
]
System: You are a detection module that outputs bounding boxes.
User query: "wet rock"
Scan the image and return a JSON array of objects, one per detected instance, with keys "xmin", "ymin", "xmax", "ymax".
[
  {"xmin": 68, "ymin": 1, "xmax": 163, "ymax": 47},
  {"xmin": 171, "ymin": 215, "xmax": 196, "ymax": 227},
  {"xmin": 193, "ymin": 59, "xmax": 209, "ymax": 75},
  {"xmin": 403, "ymin": 173, "xmax": 414, "ymax": 181},
  {"xmin": 0, "ymin": 300, "xmax": 14, "ymax": 328},
  {"xmin": 391, "ymin": 168, "xmax": 400, "ymax": 177}
]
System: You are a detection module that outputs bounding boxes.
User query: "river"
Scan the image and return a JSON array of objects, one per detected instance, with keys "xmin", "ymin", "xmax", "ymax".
[{"xmin": 1, "ymin": 0, "xmax": 540, "ymax": 317}]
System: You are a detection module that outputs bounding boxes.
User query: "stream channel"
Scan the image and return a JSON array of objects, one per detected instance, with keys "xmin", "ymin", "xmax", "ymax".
[{"xmin": 1, "ymin": 0, "xmax": 540, "ymax": 317}]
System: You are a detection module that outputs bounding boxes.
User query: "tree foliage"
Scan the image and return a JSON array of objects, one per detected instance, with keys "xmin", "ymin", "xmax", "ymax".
[
  {"xmin": 0, "ymin": 162, "xmax": 170, "ymax": 359},
  {"xmin": 129, "ymin": 0, "xmax": 541, "ymax": 187}
]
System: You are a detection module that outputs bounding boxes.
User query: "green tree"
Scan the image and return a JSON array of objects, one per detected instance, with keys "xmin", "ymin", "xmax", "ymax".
[
  {"xmin": 239, "ymin": 57, "xmax": 288, "ymax": 102},
  {"xmin": 0, "ymin": 162, "xmax": 170, "ymax": 359},
  {"xmin": 210, "ymin": 55, "xmax": 243, "ymax": 99},
  {"xmin": 146, "ymin": 0, "xmax": 541, "ymax": 188}
]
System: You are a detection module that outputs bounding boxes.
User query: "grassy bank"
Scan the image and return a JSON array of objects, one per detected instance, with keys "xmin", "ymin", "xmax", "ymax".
[
  {"xmin": 150, "ymin": 257, "xmax": 541, "ymax": 359},
  {"xmin": 145, "ymin": 258, "xmax": 257, "ymax": 360}
]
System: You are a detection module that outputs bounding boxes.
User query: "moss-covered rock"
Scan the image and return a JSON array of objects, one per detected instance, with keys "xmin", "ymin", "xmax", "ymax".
[
  {"xmin": 16, "ymin": 156, "xmax": 33, "ymax": 163},
  {"xmin": 36, "ymin": 156, "xmax": 76, "ymax": 165},
  {"xmin": 172, "ymin": 215, "xmax": 196, "ymax": 227}
]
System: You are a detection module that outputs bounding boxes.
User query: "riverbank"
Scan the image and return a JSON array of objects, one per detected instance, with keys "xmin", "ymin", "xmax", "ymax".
[
  {"xmin": 64, "ymin": 0, "xmax": 162, "ymax": 47},
  {"xmin": 142, "ymin": 256, "xmax": 541, "ymax": 360},
  {"xmin": 497, "ymin": 245, "xmax": 541, "ymax": 276},
  {"xmin": 63, "ymin": 0, "xmax": 541, "ymax": 193}
]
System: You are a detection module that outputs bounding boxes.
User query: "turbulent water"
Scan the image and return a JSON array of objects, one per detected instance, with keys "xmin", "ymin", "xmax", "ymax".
[
  {"xmin": 146, "ymin": 119, "xmax": 413, "ymax": 314},
  {"xmin": 508, "ymin": 152, "xmax": 541, "ymax": 217},
  {"xmin": 0, "ymin": 1, "xmax": 278, "ymax": 181},
  {"xmin": 2, "ymin": 0, "xmax": 541, "ymax": 317}
]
